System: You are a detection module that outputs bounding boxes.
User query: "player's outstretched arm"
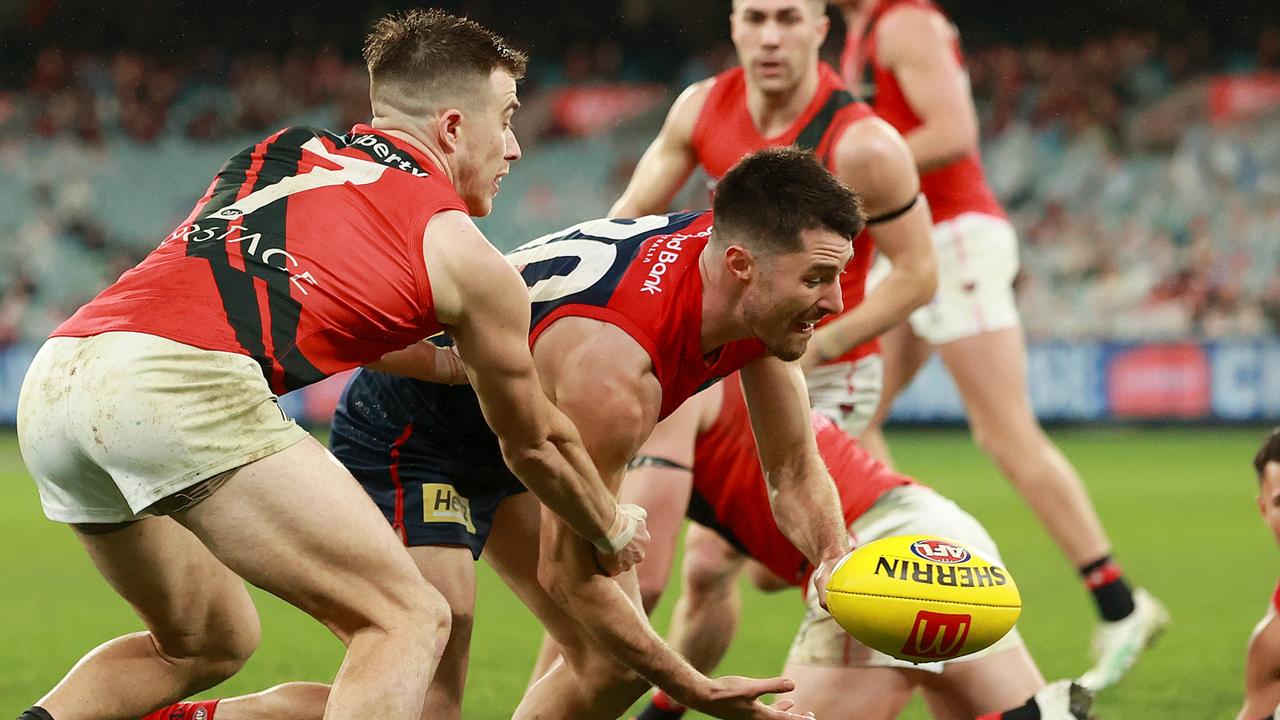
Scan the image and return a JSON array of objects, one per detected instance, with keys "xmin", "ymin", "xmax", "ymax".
[
  {"xmin": 876, "ymin": 5, "xmax": 980, "ymax": 171},
  {"xmin": 1239, "ymin": 613, "xmax": 1280, "ymax": 720},
  {"xmin": 740, "ymin": 357, "xmax": 851, "ymax": 605},
  {"xmin": 532, "ymin": 324, "xmax": 808, "ymax": 719},
  {"xmin": 609, "ymin": 81, "xmax": 709, "ymax": 218},
  {"xmin": 803, "ymin": 119, "xmax": 936, "ymax": 371},
  {"xmin": 423, "ymin": 211, "xmax": 647, "ymax": 574}
]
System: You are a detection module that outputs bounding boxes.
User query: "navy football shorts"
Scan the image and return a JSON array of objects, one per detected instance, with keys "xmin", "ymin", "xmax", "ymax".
[{"xmin": 330, "ymin": 368, "xmax": 527, "ymax": 559}]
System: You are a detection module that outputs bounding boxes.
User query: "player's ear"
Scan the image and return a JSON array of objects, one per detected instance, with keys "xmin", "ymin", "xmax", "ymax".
[
  {"xmin": 1259, "ymin": 494, "xmax": 1266, "ymax": 516},
  {"xmin": 724, "ymin": 245, "xmax": 756, "ymax": 282},
  {"xmin": 815, "ymin": 12, "xmax": 830, "ymax": 43},
  {"xmin": 437, "ymin": 108, "xmax": 464, "ymax": 153}
]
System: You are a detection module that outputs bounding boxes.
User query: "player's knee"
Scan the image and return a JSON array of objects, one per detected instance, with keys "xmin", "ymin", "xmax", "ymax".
[
  {"xmin": 343, "ymin": 575, "xmax": 453, "ymax": 652},
  {"xmin": 682, "ymin": 533, "xmax": 737, "ymax": 599},
  {"xmin": 154, "ymin": 614, "xmax": 261, "ymax": 688}
]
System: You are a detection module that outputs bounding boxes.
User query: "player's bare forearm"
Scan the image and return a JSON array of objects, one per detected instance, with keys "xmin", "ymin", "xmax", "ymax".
[
  {"xmin": 741, "ymin": 359, "xmax": 850, "ymax": 566},
  {"xmin": 501, "ymin": 402, "xmax": 649, "ymax": 571},
  {"xmin": 765, "ymin": 457, "xmax": 850, "ymax": 567},
  {"xmin": 905, "ymin": 126, "xmax": 975, "ymax": 171},
  {"xmin": 539, "ymin": 515, "xmax": 709, "ymax": 703},
  {"xmin": 365, "ymin": 342, "xmax": 469, "ymax": 384}
]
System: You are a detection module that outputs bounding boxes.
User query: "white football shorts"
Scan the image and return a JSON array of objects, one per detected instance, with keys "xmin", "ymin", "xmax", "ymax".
[
  {"xmin": 806, "ymin": 353, "xmax": 884, "ymax": 438},
  {"xmin": 868, "ymin": 212, "xmax": 1021, "ymax": 345},
  {"xmin": 18, "ymin": 331, "xmax": 309, "ymax": 523}
]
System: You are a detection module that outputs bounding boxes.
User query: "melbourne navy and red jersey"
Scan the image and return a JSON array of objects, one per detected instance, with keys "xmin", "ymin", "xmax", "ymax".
[
  {"xmin": 840, "ymin": 0, "xmax": 1004, "ymax": 223},
  {"xmin": 689, "ymin": 375, "xmax": 915, "ymax": 587},
  {"xmin": 508, "ymin": 211, "xmax": 767, "ymax": 419},
  {"xmin": 689, "ymin": 64, "xmax": 877, "ymax": 364},
  {"xmin": 53, "ymin": 124, "xmax": 468, "ymax": 393}
]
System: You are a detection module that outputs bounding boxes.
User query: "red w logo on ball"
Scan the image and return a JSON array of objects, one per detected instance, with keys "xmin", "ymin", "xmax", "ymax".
[{"xmin": 901, "ymin": 610, "xmax": 972, "ymax": 659}]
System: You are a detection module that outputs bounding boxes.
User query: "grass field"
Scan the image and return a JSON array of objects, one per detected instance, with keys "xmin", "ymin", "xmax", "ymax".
[{"xmin": 1, "ymin": 425, "xmax": 1273, "ymax": 719}]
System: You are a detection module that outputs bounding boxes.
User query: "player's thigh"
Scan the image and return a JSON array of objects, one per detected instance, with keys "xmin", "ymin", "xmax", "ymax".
[
  {"xmin": 919, "ymin": 644, "xmax": 1043, "ymax": 720},
  {"xmin": 778, "ymin": 663, "xmax": 916, "ymax": 720},
  {"xmin": 72, "ymin": 516, "xmax": 259, "ymax": 662},
  {"xmin": 936, "ymin": 326, "xmax": 1040, "ymax": 439},
  {"xmin": 176, "ymin": 436, "xmax": 442, "ymax": 641},
  {"xmin": 408, "ymin": 545, "xmax": 476, "ymax": 718}
]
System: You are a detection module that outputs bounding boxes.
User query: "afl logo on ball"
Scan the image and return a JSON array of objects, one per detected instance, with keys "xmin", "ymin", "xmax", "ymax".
[{"xmin": 910, "ymin": 539, "xmax": 971, "ymax": 564}]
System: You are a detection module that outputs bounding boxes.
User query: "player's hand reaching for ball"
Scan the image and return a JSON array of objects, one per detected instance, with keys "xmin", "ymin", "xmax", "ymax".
[
  {"xmin": 593, "ymin": 503, "xmax": 649, "ymax": 575},
  {"xmin": 685, "ymin": 675, "xmax": 815, "ymax": 719}
]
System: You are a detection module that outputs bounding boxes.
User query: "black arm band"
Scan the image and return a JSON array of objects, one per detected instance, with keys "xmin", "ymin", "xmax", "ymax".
[
  {"xmin": 628, "ymin": 455, "xmax": 692, "ymax": 472},
  {"xmin": 867, "ymin": 193, "xmax": 921, "ymax": 225}
]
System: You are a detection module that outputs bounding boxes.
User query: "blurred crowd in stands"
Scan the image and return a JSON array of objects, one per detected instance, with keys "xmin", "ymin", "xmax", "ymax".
[{"xmin": 0, "ymin": 1, "xmax": 1277, "ymax": 346}]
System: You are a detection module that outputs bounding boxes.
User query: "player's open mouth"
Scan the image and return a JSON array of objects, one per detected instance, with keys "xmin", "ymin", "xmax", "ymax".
[{"xmin": 795, "ymin": 320, "xmax": 815, "ymax": 334}]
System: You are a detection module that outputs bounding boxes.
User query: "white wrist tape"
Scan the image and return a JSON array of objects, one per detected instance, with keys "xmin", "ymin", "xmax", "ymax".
[{"xmin": 593, "ymin": 503, "xmax": 647, "ymax": 554}]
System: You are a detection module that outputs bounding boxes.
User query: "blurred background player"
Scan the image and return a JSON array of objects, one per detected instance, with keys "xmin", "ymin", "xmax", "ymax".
[
  {"xmin": 630, "ymin": 375, "xmax": 1095, "ymax": 720},
  {"xmin": 14, "ymin": 10, "xmax": 651, "ymax": 720},
  {"xmin": 609, "ymin": 0, "xmax": 936, "ymax": 602},
  {"xmin": 1240, "ymin": 429, "xmax": 1280, "ymax": 720},
  {"xmin": 833, "ymin": 0, "xmax": 1169, "ymax": 690}
]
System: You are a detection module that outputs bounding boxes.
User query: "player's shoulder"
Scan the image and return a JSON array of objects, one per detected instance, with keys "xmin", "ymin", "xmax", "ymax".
[
  {"xmin": 830, "ymin": 114, "xmax": 912, "ymax": 177},
  {"xmin": 423, "ymin": 211, "xmax": 518, "ymax": 313},
  {"xmin": 875, "ymin": 2, "xmax": 950, "ymax": 54},
  {"xmin": 667, "ymin": 76, "xmax": 720, "ymax": 132}
]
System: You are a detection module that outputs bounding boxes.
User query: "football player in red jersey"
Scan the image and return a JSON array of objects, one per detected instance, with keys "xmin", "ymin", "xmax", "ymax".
[
  {"xmin": 627, "ymin": 375, "xmax": 1095, "ymax": 720},
  {"xmin": 138, "ymin": 149, "xmax": 866, "ymax": 720},
  {"xmin": 14, "ymin": 10, "xmax": 649, "ymax": 720},
  {"xmin": 1240, "ymin": 429, "xmax": 1280, "ymax": 720},
  {"xmin": 608, "ymin": 0, "xmax": 937, "ymax": 636},
  {"xmin": 834, "ymin": 0, "xmax": 1167, "ymax": 690}
]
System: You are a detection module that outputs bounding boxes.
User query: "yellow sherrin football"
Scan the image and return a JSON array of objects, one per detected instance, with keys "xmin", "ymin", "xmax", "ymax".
[{"xmin": 825, "ymin": 534, "xmax": 1022, "ymax": 663}]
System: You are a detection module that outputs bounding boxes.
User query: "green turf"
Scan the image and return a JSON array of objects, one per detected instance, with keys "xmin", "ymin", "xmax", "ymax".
[{"xmin": 0, "ymin": 426, "xmax": 1272, "ymax": 719}]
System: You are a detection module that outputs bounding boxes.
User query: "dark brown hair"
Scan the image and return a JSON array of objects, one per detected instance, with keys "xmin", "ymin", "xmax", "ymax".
[
  {"xmin": 712, "ymin": 147, "xmax": 866, "ymax": 255},
  {"xmin": 1255, "ymin": 427, "xmax": 1280, "ymax": 480},
  {"xmin": 363, "ymin": 9, "xmax": 527, "ymax": 109}
]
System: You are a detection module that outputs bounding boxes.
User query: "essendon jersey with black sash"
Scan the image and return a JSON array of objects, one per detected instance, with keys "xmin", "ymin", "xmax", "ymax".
[
  {"xmin": 689, "ymin": 375, "xmax": 915, "ymax": 587},
  {"xmin": 53, "ymin": 124, "xmax": 468, "ymax": 393},
  {"xmin": 508, "ymin": 211, "xmax": 766, "ymax": 419},
  {"xmin": 688, "ymin": 64, "xmax": 877, "ymax": 364},
  {"xmin": 840, "ymin": 0, "xmax": 1004, "ymax": 223}
]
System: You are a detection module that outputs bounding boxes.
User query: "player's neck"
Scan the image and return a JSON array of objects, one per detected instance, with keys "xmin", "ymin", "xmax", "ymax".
[
  {"xmin": 369, "ymin": 121, "xmax": 454, "ymax": 182},
  {"xmin": 745, "ymin": 64, "xmax": 822, "ymax": 138}
]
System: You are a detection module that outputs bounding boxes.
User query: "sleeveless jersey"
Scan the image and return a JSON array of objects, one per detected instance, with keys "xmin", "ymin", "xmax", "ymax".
[
  {"xmin": 840, "ymin": 0, "xmax": 1004, "ymax": 223},
  {"xmin": 53, "ymin": 124, "xmax": 467, "ymax": 393},
  {"xmin": 508, "ymin": 211, "xmax": 767, "ymax": 419},
  {"xmin": 689, "ymin": 64, "xmax": 877, "ymax": 364},
  {"xmin": 690, "ymin": 375, "xmax": 915, "ymax": 587}
]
